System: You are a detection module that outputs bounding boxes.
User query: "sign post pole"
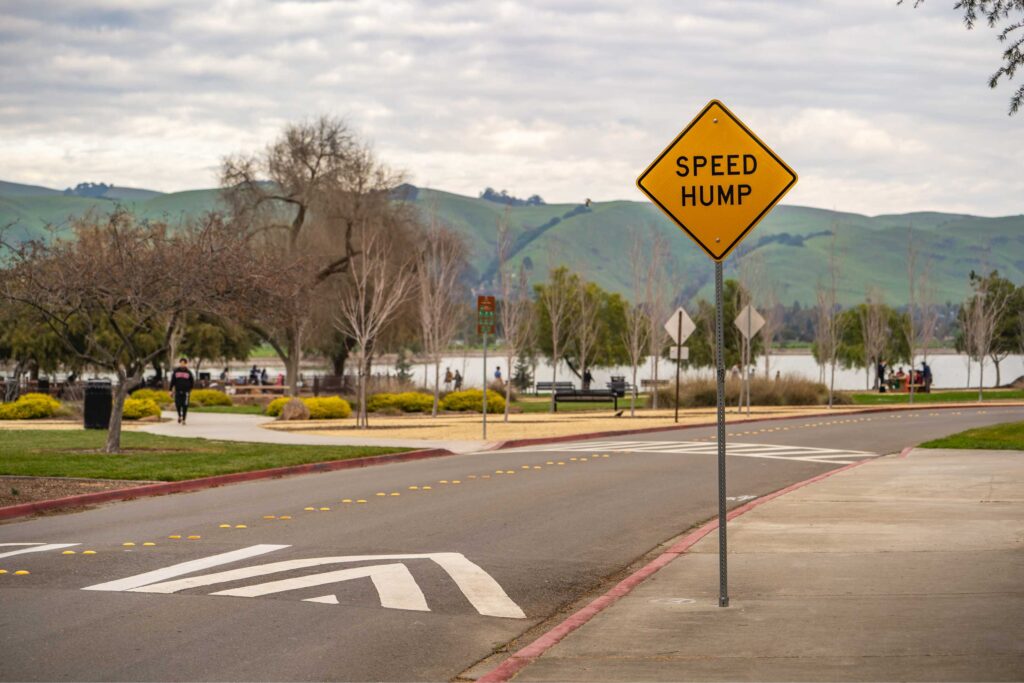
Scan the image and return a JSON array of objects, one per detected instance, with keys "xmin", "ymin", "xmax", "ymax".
[
  {"xmin": 482, "ymin": 329, "xmax": 488, "ymax": 440},
  {"xmin": 715, "ymin": 261, "xmax": 729, "ymax": 608},
  {"xmin": 674, "ymin": 312, "xmax": 682, "ymax": 424}
]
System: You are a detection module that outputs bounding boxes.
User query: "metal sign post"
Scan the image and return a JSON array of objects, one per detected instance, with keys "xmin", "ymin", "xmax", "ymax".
[
  {"xmin": 477, "ymin": 295, "xmax": 497, "ymax": 440},
  {"xmin": 664, "ymin": 308, "xmax": 695, "ymax": 423},
  {"xmin": 714, "ymin": 262, "xmax": 728, "ymax": 607},
  {"xmin": 637, "ymin": 99, "xmax": 797, "ymax": 609}
]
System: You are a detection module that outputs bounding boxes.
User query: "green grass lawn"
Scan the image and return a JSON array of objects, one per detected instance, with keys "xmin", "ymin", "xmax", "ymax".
[
  {"xmin": 189, "ymin": 405, "xmax": 266, "ymax": 415},
  {"xmin": 0, "ymin": 431, "xmax": 406, "ymax": 481},
  {"xmin": 513, "ymin": 395, "xmax": 650, "ymax": 413},
  {"xmin": 850, "ymin": 389, "xmax": 1024, "ymax": 405},
  {"xmin": 920, "ymin": 421, "xmax": 1024, "ymax": 450}
]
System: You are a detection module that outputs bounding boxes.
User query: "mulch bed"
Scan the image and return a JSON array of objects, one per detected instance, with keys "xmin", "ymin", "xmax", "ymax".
[{"xmin": 0, "ymin": 476, "xmax": 153, "ymax": 508}]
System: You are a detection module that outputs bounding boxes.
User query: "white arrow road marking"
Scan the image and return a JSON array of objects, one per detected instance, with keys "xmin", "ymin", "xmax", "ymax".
[
  {"xmin": 98, "ymin": 550, "xmax": 525, "ymax": 619},
  {"xmin": 83, "ymin": 544, "xmax": 289, "ymax": 592},
  {"xmin": 213, "ymin": 563, "xmax": 430, "ymax": 612},
  {"xmin": 0, "ymin": 543, "xmax": 79, "ymax": 559}
]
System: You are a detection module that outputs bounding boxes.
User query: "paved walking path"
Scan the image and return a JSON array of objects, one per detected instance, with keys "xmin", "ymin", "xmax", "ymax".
[
  {"xmin": 141, "ymin": 411, "xmax": 488, "ymax": 454},
  {"xmin": 497, "ymin": 447, "xmax": 1024, "ymax": 681}
]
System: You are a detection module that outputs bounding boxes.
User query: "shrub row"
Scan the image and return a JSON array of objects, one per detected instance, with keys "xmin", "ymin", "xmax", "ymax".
[
  {"xmin": 367, "ymin": 392, "xmax": 435, "ymax": 413},
  {"xmin": 265, "ymin": 396, "xmax": 352, "ymax": 420},
  {"xmin": 655, "ymin": 376, "xmax": 851, "ymax": 408},
  {"xmin": 122, "ymin": 397, "xmax": 161, "ymax": 420},
  {"xmin": 441, "ymin": 389, "xmax": 505, "ymax": 414},
  {"xmin": 0, "ymin": 393, "xmax": 62, "ymax": 420},
  {"xmin": 130, "ymin": 388, "xmax": 232, "ymax": 407}
]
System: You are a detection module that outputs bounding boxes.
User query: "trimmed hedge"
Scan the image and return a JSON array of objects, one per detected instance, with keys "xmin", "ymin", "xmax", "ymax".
[
  {"xmin": 265, "ymin": 396, "xmax": 352, "ymax": 420},
  {"xmin": 190, "ymin": 389, "xmax": 233, "ymax": 407},
  {"xmin": 367, "ymin": 392, "xmax": 435, "ymax": 413},
  {"xmin": 441, "ymin": 389, "xmax": 505, "ymax": 414},
  {"xmin": 0, "ymin": 393, "xmax": 62, "ymax": 420},
  {"xmin": 130, "ymin": 388, "xmax": 172, "ymax": 406},
  {"xmin": 655, "ymin": 376, "xmax": 852, "ymax": 408},
  {"xmin": 122, "ymin": 397, "xmax": 162, "ymax": 420}
]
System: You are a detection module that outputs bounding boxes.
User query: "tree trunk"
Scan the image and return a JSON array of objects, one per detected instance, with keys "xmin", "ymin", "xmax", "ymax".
[
  {"xmin": 504, "ymin": 352, "xmax": 512, "ymax": 423},
  {"xmin": 630, "ymin": 364, "xmax": 638, "ymax": 417},
  {"xmin": 651, "ymin": 355, "xmax": 659, "ymax": 409},
  {"xmin": 993, "ymin": 356, "xmax": 1001, "ymax": 388},
  {"xmin": 978, "ymin": 358, "xmax": 985, "ymax": 402},
  {"xmin": 966, "ymin": 357, "xmax": 971, "ymax": 389},
  {"xmin": 432, "ymin": 359, "xmax": 440, "ymax": 417},
  {"xmin": 828, "ymin": 358, "xmax": 836, "ymax": 408},
  {"xmin": 104, "ymin": 372, "xmax": 136, "ymax": 454},
  {"xmin": 549, "ymin": 356, "xmax": 557, "ymax": 413}
]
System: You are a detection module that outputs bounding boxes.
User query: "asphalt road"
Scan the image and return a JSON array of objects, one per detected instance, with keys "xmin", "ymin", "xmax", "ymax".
[{"xmin": 0, "ymin": 406, "xmax": 1019, "ymax": 681}]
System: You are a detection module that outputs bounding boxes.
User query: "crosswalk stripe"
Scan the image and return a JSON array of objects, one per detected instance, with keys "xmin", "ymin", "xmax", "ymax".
[
  {"xmin": 512, "ymin": 439, "xmax": 875, "ymax": 464},
  {"xmin": 0, "ymin": 543, "xmax": 79, "ymax": 559}
]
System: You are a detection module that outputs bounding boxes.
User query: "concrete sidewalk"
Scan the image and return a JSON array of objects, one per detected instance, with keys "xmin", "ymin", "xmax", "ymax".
[
  {"xmin": 500, "ymin": 448, "xmax": 1024, "ymax": 682},
  {"xmin": 140, "ymin": 411, "xmax": 488, "ymax": 453}
]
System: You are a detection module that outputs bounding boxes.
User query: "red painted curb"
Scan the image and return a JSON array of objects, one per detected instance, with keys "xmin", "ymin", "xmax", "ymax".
[
  {"xmin": 492, "ymin": 402, "xmax": 1022, "ymax": 452},
  {"xmin": 899, "ymin": 445, "xmax": 915, "ymax": 459},
  {"xmin": 0, "ymin": 447, "xmax": 453, "ymax": 521},
  {"xmin": 477, "ymin": 456, "xmax": 873, "ymax": 683}
]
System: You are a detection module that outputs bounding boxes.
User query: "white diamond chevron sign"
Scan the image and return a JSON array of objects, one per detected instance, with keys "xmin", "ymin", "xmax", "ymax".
[
  {"xmin": 734, "ymin": 305, "xmax": 765, "ymax": 339},
  {"xmin": 664, "ymin": 308, "xmax": 695, "ymax": 345}
]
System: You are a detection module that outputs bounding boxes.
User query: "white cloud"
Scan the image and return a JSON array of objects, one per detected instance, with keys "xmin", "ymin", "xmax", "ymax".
[{"xmin": 0, "ymin": 0, "xmax": 1021, "ymax": 216}]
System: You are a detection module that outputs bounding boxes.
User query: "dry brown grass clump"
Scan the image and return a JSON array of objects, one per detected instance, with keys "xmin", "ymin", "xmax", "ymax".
[{"xmin": 657, "ymin": 375, "xmax": 851, "ymax": 408}]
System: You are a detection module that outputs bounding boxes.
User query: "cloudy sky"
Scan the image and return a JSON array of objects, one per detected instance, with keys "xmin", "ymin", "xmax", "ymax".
[{"xmin": 1, "ymin": 0, "xmax": 1021, "ymax": 215}]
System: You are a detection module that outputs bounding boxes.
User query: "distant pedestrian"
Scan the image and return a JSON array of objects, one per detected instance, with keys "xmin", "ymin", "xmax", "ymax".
[
  {"xmin": 453, "ymin": 370, "xmax": 463, "ymax": 391},
  {"xmin": 494, "ymin": 366, "xmax": 503, "ymax": 386},
  {"xmin": 582, "ymin": 368, "xmax": 593, "ymax": 391},
  {"xmin": 260, "ymin": 368, "xmax": 268, "ymax": 385},
  {"xmin": 220, "ymin": 367, "xmax": 229, "ymax": 382},
  {"xmin": 249, "ymin": 365, "xmax": 259, "ymax": 385},
  {"xmin": 922, "ymin": 361, "xmax": 932, "ymax": 393},
  {"xmin": 775, "ymin": 370, "xmax": 781, "ymax": 381},
  {"xmin": 169, "ymin": 357, "xmax": 195, "ymax": 425},
  {"xmin": 444, "ymin": 367, "xmax": 453, "ymax": 392}
]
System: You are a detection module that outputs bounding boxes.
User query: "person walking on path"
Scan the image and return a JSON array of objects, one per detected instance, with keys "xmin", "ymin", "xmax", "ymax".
[
  {"xmin": 169, "ymin": 357, "xmax": 195, "ymax": 425},
  {"xmin": 582, "ymin": 368, "xmax": 593, "ymax": 391},
  {"xmin": 444, "ymin": 367, "xmax": 453, "ymax": 392},
  {"xmin": 494, "ymin": 366, "xmax": 503, "ymax": 387},
  {"xmin": 453, "ymin": 370, "xmax": 463, "ymax": 391}
]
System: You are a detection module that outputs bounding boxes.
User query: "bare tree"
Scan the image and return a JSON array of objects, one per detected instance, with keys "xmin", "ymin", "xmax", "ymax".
[
  {"xmin": 334, "ymin": 230, "xmax": 415, "ymax": 428},
  {"xmin": 417, "ymin": 212, "xmax": 467, "ymax": 416},
  {"xmin": 967, "ymin": 273, "xmax": 1012, "ymax": 400},
  {"xmin": 903, "ymin": 227, "xmax": 920, "ymax": 403},
  {"xmin": 814, "ymin": 236, "xmax": 842, "ymax": 408},
  {"xmin": 621, "ymin": 232, "xmax": 651, "ymax": 416},
  {"xmin": 644, "ymin": 230, "xmax": 672, "ymax": 408},
  {"xmin": 222, "ymin": 117, "xmax": 403, "ymax": 395},
  {"xmin": 574, "ymin": 280, "xmax": 601, "ymax": 388},
  {"xmin": 538, "ymin": 266, "xmax": 576, "ymax": 412},
  {"xmin": 860, "ymin": 288, "xmax": 890, "ymax": 390},
  {"xmin": 917, "ymin": 261, "xmax": 940, "ymax": 372},
  {"xmin": 0, "ymin": 211, "xmax": 252, "ymax": 453},
  {"xmin": 497, "ymin": 212, "xmax": 534, "ymax": 422},
  {"xmin": 760, "ymin": 286, "xmax": 782, "ymax": 380}
]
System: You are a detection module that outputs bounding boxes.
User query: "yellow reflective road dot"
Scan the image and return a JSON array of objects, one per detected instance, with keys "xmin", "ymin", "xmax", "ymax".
[
  {"xmin": 0, "ymin": 570, "xmax": 7, "ymax": 574},
  {"xmin": 62, "ymin": 550, "xmax": 76, "ymax": 555},
  {"xmin": 467, "ymin": 475, "xmax": 477, "ymax": 479},
  {"xmin": 304, "ymin": 506, "xmax": 316, "ymax": 511},
  {"xmin": 356, "ymin": 499, "xmax": 367, "ymax": 504},
  {"xmin": 439, "ymin": 480, "xmax": 449, "ymax": 484},
  {"xmin": 375, "ymin": 492, "xmax": 387, "ymax": 497},
  {"xmin": 602, "ymin": 454, "xmax": 610, "ymax": 458},
  {"xmin": 122, "ymin": 542, "xmax": 135, "ymax": 547},
  {"xmin": 521, "ymin": 465, "xmax": 530, "ymax": 469},
  {"xmin": 236, "ymin": 524, "xmax": 249, "ymax": 528},
  {"xmin": 533, "ymin": 466, "xmax": 542, "ymax": 470},
  {"xmin": 506, "ymin": 470, "xmax": 515, "ymax": 475},
  {"xmin": 187, "ymin": 535, "xmax": 201, "ymax": 540},
  {"xmin": 580, "ymin": 458, "xmax": 588, "ymax": 462},
  {"xmin": 546, "ymin": 461, "xmax": 555, "ymax": 465},
  {"xmin": 14, "ymin": 570, "xmax": 29, "ymax": 575},
  {"xmin": 481, "ymin": 475, "xmax": 490, "ymax": 479},
  {"xmin": 451, "ymin": 481, "xmax": 460, "ymax": 485},
  {"xmin": 143, "ymin": 542, "xmax": 156, "ymax": 546},
  {"xmin": 389, "ymin": 492, "xmax": 400, "ymax": 496},
  {"xmin": 422, "ymin": 486, "xmax": 432, "ymax": 490},
  {"xmin": 318, "ymin": 508, "xmax": 330, "ymax": 511},
  {"xmin": 557, "ymin": 462, "xmax": 566, "ymax": 466},
  {"xmin": 569, "ymin": 457, "xmax": 578, "ymax": 461},
  {"xmin": 342, "ymin": 499, "xmax": 353, "ymax": 503},
  {"xmin": 168, "ymin": 535, "xmax": 181, "ymax": 540},
  {"xmin": 263, "ymin": 515, "xmax": 276, "ymax": 519},
  {"xmin": 407, "ymin": 486, "xmax": 418, "ymax": 490},
  {"xmin": 83, "ymin": 550, "xmax": 97, "ymax": 555},
  {"xmin": 279, "ymin": 515, "xmax": 292, "ymax": 520},
  {"xmin": 495, "ymin": 470, "xmax": 503, "ymax": 474},
  {"xmin": 219, "ymin": 524, "xmax": 232, "ymax": 528}
]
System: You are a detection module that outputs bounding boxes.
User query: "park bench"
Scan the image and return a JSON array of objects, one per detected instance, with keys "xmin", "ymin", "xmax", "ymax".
[
  {"xmin": 641, "ymin": 379, "xmax": 670, "ymax": 389},
  {"xmin": 535, "ymin": 381, "xmax": 575, "ymax": 394},
  {"xmin": 552, "ymin": 387, "xmax": 620, "ymax": 412}
]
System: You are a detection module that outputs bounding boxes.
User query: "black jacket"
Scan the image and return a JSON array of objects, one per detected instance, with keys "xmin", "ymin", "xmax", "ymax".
[{"xmin": 169, "ymin": 367, "xmax": 195, "ymax": 393}]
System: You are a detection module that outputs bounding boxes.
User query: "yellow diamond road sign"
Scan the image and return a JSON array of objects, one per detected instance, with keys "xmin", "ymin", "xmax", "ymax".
[{"xmin": 637, "ymin": 100, "xmax": 797, "ymax": 262}]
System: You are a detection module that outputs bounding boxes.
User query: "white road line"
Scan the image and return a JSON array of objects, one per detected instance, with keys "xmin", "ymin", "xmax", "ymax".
[
  {"xmin": 121, "ymin": 551, "xmax": 525, "ymax": 619},
  {"xmin": 213, "ymin": 563, "xmax": 430, "ymax": 612},
  {"xmin": 520, "ymin": 440, "xmax": 875, "ymax": 464},
  {"xmin": 0, "ymin": 543, "xmax": 79, "ymax": 559},
  {"xmin": 305, "ymin": 594, "xmax": 340, "ymax": 604},
  {"xmin": 83, "ymin": 544, "xmax": 289, "ymax": 592}
]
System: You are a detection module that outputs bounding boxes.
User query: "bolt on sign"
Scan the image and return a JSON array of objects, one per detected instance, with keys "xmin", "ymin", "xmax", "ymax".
[
  {"xmin": 636, "ymin": 100, "xmax": 797, "ymax": 262},
  {"xmin": 477, "ymin": 295, "xmax": 496, "ymax": 335}
]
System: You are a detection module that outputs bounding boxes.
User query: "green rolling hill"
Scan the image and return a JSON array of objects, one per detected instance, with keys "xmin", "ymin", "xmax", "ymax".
[{"xmin": 2, "ymin": 180, "xmax": 1021, "ymax": 307}]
